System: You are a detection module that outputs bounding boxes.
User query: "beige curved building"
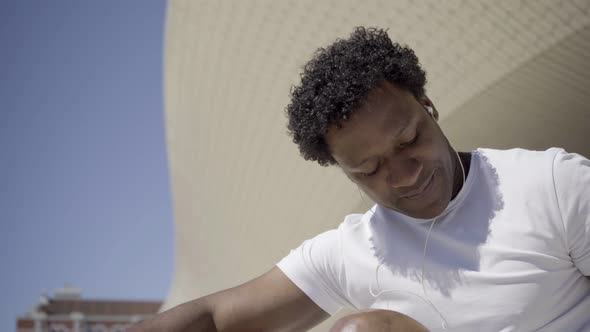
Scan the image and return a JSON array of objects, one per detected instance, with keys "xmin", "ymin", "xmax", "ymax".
[{"xmin": 162, "ymin": 1, "xmax": 590, "ymax": 330}]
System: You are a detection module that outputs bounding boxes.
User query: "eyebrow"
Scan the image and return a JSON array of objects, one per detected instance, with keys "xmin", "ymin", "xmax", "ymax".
[{"xmin": 350, "ymin": 117, "xmax": 413, "ymax": 169}]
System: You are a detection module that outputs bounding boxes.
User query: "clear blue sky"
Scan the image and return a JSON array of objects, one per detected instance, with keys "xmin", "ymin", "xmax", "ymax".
[{"xmin": 0, "ymin": 1, "xmax": 173, "ymax": 330}]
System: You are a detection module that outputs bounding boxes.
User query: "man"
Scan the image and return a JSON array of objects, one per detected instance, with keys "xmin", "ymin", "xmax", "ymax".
[{"xmin": 131, "ymin": 27, "xmax": 590, "ymax": 331}]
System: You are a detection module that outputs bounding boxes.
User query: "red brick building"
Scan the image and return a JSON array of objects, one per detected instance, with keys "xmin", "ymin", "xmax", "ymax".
[{"xmin": 16, "ymin": 286, "xmax": 161, "ymax": 332}]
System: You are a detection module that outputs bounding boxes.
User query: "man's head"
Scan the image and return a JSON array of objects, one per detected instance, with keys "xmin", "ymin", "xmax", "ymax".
[{"xmin": 286, "ymin": 27, "xmax": 460, "ymax": 219}]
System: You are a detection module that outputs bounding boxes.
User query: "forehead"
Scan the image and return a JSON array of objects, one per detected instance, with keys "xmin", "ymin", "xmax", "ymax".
[{"xmin": 325, "ymin": 82, "xmax": 416, "ymax": 167}]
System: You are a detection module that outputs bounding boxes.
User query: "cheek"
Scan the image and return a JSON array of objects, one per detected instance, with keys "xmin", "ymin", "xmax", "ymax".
[
  {"xmin": 418, "ymin": 129, "xmax": 454, "ymax": 190},
  {"xmin": 426, "ymin": 123, "xmax": 449, "ymax": 149},
  {"xmin": 359, "ymin": 178, "xmax": 391, "ymax": 202},
  {"xmin": 416, "ymin": 125, "xmax": 448, "ymax": 161}
]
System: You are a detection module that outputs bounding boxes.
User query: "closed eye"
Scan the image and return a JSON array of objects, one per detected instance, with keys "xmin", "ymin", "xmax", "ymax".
[
  {"xmin": 361, "ymin": 161, "xmax": 381, "ymax": 177},
  {"xmin": 360, "ymin": 132, "xmax": 419, "ymax": 178},
  {"xmin": 400, "ymin": 133, "xmax": 419, "ymax": 147}
]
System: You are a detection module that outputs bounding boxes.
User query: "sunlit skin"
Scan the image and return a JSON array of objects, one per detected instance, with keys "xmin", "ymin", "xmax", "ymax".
[
  {"xmin": 329, "ymin": 310, "xmax": 429, "ymax": 332},
  {"xmin": 325, "ymin": 81, "xmax": 469, "ymax": 219}
]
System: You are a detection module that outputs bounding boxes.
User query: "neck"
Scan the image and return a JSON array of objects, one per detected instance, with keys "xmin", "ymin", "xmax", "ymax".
[{"xmin": 451, "ymin": 151, "xmax": 471, "ymax": 199}]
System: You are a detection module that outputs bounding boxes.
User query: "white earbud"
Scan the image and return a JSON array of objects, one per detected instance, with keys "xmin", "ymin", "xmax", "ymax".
[{"xmin": 425, "ymin": 106, "xmax": 433, "ymax": 115}]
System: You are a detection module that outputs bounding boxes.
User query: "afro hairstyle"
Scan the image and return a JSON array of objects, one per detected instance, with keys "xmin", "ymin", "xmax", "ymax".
[{"xmin": 286, "ymin": 27, "xmax": 427, "ymax": 166}]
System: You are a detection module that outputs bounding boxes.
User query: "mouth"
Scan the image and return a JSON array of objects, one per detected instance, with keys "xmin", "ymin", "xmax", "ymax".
[{"xmin": 401, "ymin": 170, "xmax": 436, "ymax": 200}]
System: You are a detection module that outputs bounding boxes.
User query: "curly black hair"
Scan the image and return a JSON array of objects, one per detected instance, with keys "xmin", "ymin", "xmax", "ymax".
[{"xmin": 286, "ymin": 27, "xmax": 427, "ymax": 166}]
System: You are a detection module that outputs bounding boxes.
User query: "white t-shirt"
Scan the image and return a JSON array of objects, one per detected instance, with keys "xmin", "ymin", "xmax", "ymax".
[{"xmin": 277, "ymin": 148, "xmax": 590, "ymax": 332}]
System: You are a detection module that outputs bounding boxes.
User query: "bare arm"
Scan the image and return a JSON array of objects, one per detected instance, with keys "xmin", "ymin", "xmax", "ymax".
[
  {"xmin": 129, "ymin": 266, "xmax": 329, "ymax": 332},
  {"xmin": 329, "ymin": 310, "xmax": 429, "ymax": 332}
]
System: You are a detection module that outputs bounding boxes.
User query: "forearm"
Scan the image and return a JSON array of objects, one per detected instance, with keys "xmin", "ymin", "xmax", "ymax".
[
  {"xmin": 129, "ymin": 298, "xmax": 217, "ymax": 332},
  {"xmin": 127, "ymin": 267, "xmax": 328, "ymax": 331}
]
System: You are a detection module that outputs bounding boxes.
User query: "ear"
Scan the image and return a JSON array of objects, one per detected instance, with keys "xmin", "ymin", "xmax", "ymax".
[{"xmin": 420, "ymin": 97, "xmax": 439, "ymax": 121}]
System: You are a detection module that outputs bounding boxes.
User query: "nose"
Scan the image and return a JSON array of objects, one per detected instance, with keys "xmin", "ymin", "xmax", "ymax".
[{"xmin": 386, "ymin": 157, "xmax": 422, "ymax": 188}]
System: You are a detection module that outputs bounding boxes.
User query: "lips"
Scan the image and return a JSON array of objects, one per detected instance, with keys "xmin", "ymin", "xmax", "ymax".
[{"xmin": 401, "ymin": 170, "xmax": 436, "ymax": 200}]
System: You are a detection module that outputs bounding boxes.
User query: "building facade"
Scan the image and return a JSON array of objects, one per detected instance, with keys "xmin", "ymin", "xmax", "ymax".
[
  {"xmin": 16, "ymin": 286, "xmax": 161, "ymax": 332},
  {"xmin": 163, "ymin": 2, "xmax": 590, "ymax": 331}
]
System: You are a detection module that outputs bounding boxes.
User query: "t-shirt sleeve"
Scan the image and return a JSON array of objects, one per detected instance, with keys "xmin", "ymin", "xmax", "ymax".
[
  {"xmin": 552, "ymin": 149, "xmax": 590, "ymax": 275},
  {"xmin": 276, "ymin": 228, "xmax": 349, "ymax": 315}
]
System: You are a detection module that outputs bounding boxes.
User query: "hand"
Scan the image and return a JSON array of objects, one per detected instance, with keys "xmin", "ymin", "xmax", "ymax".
[{"xmin": 330, "ymin": 309, "xmax": 430, "ymax": 332}]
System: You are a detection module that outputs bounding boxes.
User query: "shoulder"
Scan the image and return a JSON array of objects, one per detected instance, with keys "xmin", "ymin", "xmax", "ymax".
[
  {"xmin": 276, "ymin": 212, "xmax": 373, "ymax": 313},
  {"xmin": 476, "ymin": 147, "xmax": 563, "ymax": 165},
  {"xmin": 278, "ymin": 211, "xmax": 372, "ymax": 264},
  {"xmin": 551, "ymin": 148, "xmax": 590, "ymax": 199},
  {"xmin": 474, "ymin": 147, "xmax": 563, "ymax": 178},
  {"xmin": 475, "ymin": 147, "xmax": 588, "ymax": 175},
  {"xmin": 551, "ymin": 149, "xmax": 590, "ymax": 175},
  {"xmin": 340, "ymin": 212, "xmax": 370, "ymax": 234},
  {"xmin": 301, "ymin": 211, "xmax": 372, "ymax": 253},
  {"xmin": 469, "ymin": 148, "xmax": 569, "ymax": 204}
]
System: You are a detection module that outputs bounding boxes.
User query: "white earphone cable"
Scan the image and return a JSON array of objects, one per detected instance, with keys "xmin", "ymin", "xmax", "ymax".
[{"xmin": 358, "ymin": 149, "xmax": 465, "ymax": 331}]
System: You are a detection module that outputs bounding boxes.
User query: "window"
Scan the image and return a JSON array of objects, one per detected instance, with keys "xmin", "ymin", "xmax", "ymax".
[
  {"xmin": 110, "ymin": 325, "xmax": 128, "ymax": 332},
  {"xmin": 49, "ymin": 324, "xmax": 70, "ymax": 332},
  {"xmin": 89, "ymin": 325, "xmax": 107, "ymax": 332}
]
